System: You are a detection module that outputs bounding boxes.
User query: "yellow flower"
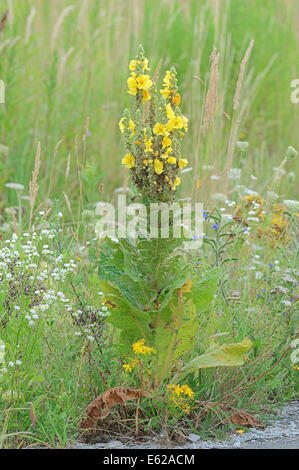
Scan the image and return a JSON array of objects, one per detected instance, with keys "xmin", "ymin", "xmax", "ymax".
[
  {"xmin": 166, "ymin": 103, "xmax": 175, "ymax": 120},
  {"xmin": 128, "ymin": 119, "xmax": 136, "ymax": 137},
  {"xmin": 121, "ymin": 153, "xmax": 135, "ymax": 168},
  {"xmin": 178, "ymin": 158, "xmax": 188, "ymax": 169},
  {"xmin": 136, "ymin": 74, "xmax": 152, "ymax": 90},
  {"xmin": 167, "ymin": 384, "xmax": 194, "ymax": 414},
  {"xmin": 142, "ymin": 57, "xmax": 150, "ymax": 71},
  {"xmin": 127, "ymin": 75, "xmax": 137, "ymax": 95},
  {"xmin": 132, "ymin": 339, "xmax": 156, "ymax": 355},
  {"xmin": 129, "ymin": 60, "xmax": 137, "ymax": 71},
  {"xmin": 144, "ymin": 139, "xmax": 153, "ymax": 153},
  {"xmin": 161, "ymin": 147, "xmax": 173, "ymax": 158},
  {"xmin": 160, "ymin": 87, "xmax": 170, "ymax": 99},
  {"xmin": 180, "ymin": 384, "xmax": 194, "ymax": 398},
  {"xmin": 166, "ymin": 115, "xmax": 184, "ymax": 132},
  {"xmin": 167, "ymin": 156, "xmax": 176, "ymax": 164},
  {"xmin": 142, "ymin": 89, "xmax": 151, "ymax": 103},
  {"xmin": 162, "ymin": 136, "xmax": 172, "ymax": 148},
  {"xmin": 153, "ymin": 122, "xmax": 166, "ymax": 136},
  {"xmin": 172, "ymin": 93, "xmax": 181, "ymax": 106},
  {"xmin": 182, "ymin": 115, "xmax": 188, "ymax": 131},
  {"xmin": 236, "ymin": 430, "xmax": 245, "ymax": 434},
  {"xmin": 154, "ymin": 159, "xmax": 164, "ymax": 174},
  {"xmin": 123, "ymin": 358, "xmax": 139, "ymax": 372},
  {"xmin": 119, "ymin": 117, "xmax": 125, "ymax": 134}
]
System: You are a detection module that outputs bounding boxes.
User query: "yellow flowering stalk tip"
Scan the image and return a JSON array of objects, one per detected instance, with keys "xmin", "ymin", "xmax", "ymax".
[{"xmin": 119, "ymin": 46, "xmax": 189, "ymax": 202}]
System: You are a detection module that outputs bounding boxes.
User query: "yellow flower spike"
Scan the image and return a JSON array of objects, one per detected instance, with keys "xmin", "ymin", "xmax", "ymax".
[
  {"xmin": 167, "ymin": 156, "xmax": 176, "ymax": 164},
  {"xmin": 121, "ymin": 153, "xmax": 135, "ymax": 169},
  {"xmin": 163, "ymin": 70, "xmax": 173, "ymax": 88},
  {"xmin": 127, "ymin": 76, "xmax": 137, "ymax": 95},
  {"xmin": 153, "ymin": 122, "xmax": 166, "ymax": 136},
  {"xmin": 174, "ymin": 177, "xmax": 181, "ymax": 186},
  {"xmin": 178, "ymin": 158, "xmax": 188, "ymax": 169},
  {"xmin": 136, "ymin": 74, "xmax": 152, "ymax": 90},
  {"xmin": 162, "ymin": 136, "xmax": 172, "ymax": 148}
]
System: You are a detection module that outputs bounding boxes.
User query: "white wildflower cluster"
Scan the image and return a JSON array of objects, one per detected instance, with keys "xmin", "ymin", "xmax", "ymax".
[{"xmin": 0, "ymin": 228, "xmax": 109, "ymax": 332}]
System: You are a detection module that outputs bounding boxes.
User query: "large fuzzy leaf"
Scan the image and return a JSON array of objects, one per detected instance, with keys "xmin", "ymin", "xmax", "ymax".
[
  {"xmin": 99, "ymin": 237, "xmax": 191, "ymax": 312},
  {"xmin": 101, "ymin": 280, "xmax": 152, "ymax": 342},
  {"xmin": 186, "ymin": 268, "xmax": 220, "ymax": 313},
  {"xmin": 154, "ymin": 289, "xmax": 198, "ymax": 385},
  {"xmin": 170, "ymin": 338, "xmax": 252, "ymax": 384}
]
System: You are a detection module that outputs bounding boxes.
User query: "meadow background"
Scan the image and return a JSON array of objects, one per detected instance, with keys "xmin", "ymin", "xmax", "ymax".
[
  {"xmin": 1, "ymin": 0, "xmax": 299, "ymax": 209},
  {"xmin": 0, "ymin": 0, "xmax": 298, "ymax": 449}
]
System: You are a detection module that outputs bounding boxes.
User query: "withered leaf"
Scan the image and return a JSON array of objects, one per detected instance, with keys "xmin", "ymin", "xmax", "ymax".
[
  {"xmin": 80, "ymin": 387, "xmax": 150, "ymax": 430},
  {"xmin": 196, "ymin": 401, "xmax": 265, "ymax": 429}
]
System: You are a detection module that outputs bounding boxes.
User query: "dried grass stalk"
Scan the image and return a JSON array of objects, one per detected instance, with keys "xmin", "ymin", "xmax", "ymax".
[
  {"xmin": 233, "ymin": 39, "xmax": 254, "ymax": 111},
  {"xmin": 25, "ymin": 6, "xmax": 36, "ymax": 44},
  {"xmin": 202, "ymin": 46, "xmax": 219, "ymax": 136},
  {"xmin": 51, "ymin": 5, "xmax": 75, "ymax": 51},
  {"xmin": 29, "ymin": 141, "xmax": 41, "ymax": 229}
]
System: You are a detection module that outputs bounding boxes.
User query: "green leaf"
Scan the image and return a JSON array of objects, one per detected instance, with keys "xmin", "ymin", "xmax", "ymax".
[
  {"xmin": 154, "ymin": 295, "xmax": 197, "ymax": 385},
  {"xmin": 170, "ymin": 338, "xmax": 252, "ymax": 384},
  {"xmin": 101, "ymin": 280, "xmax": 152, "ymax": 342},
  {"xmin": 186, "ymin": 268, "xmax": 220, "ymax": 312}
]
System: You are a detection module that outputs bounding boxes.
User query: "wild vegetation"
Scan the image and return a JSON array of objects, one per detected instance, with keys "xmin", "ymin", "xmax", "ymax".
[{"xmin": 0, "ymin": 0, "xmax": 298, "ymax": 448}]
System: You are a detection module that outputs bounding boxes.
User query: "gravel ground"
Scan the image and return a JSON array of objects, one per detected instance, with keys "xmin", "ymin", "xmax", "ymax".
[{"xmin": 75, "ymin": 401, "xmax": 299, "ymax": 450}]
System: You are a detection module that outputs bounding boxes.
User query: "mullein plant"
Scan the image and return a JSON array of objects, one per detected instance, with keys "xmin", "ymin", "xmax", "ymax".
[
  {"xmin": 99, "ymin": 46, "xmax": 251, "ymax": 390},
  {"xmin": 119, "ymin": 45, "xmax": 188, "ymax": 202}
]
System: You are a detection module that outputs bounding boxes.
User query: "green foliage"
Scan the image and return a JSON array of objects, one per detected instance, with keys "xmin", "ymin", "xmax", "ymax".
[
  {"xmin": 99, "ymin": 235, "xmax": 252, "ymax": 386},
  {"xmin": 170, "ymin": 338, "xmax": 252, "ymax": 384}
]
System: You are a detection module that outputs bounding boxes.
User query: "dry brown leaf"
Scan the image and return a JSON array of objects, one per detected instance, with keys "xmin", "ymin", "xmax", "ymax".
[
  {"xmin": 221, "ymin": 406, "xmax": 265, "ymax": 429},
  {"xmin": 81, "ymin": 387, "xmax": 150, "ymax": 430},
  {"xmin": 196, "ymin": 401, "xmax": 265, "ymax": 429}
]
